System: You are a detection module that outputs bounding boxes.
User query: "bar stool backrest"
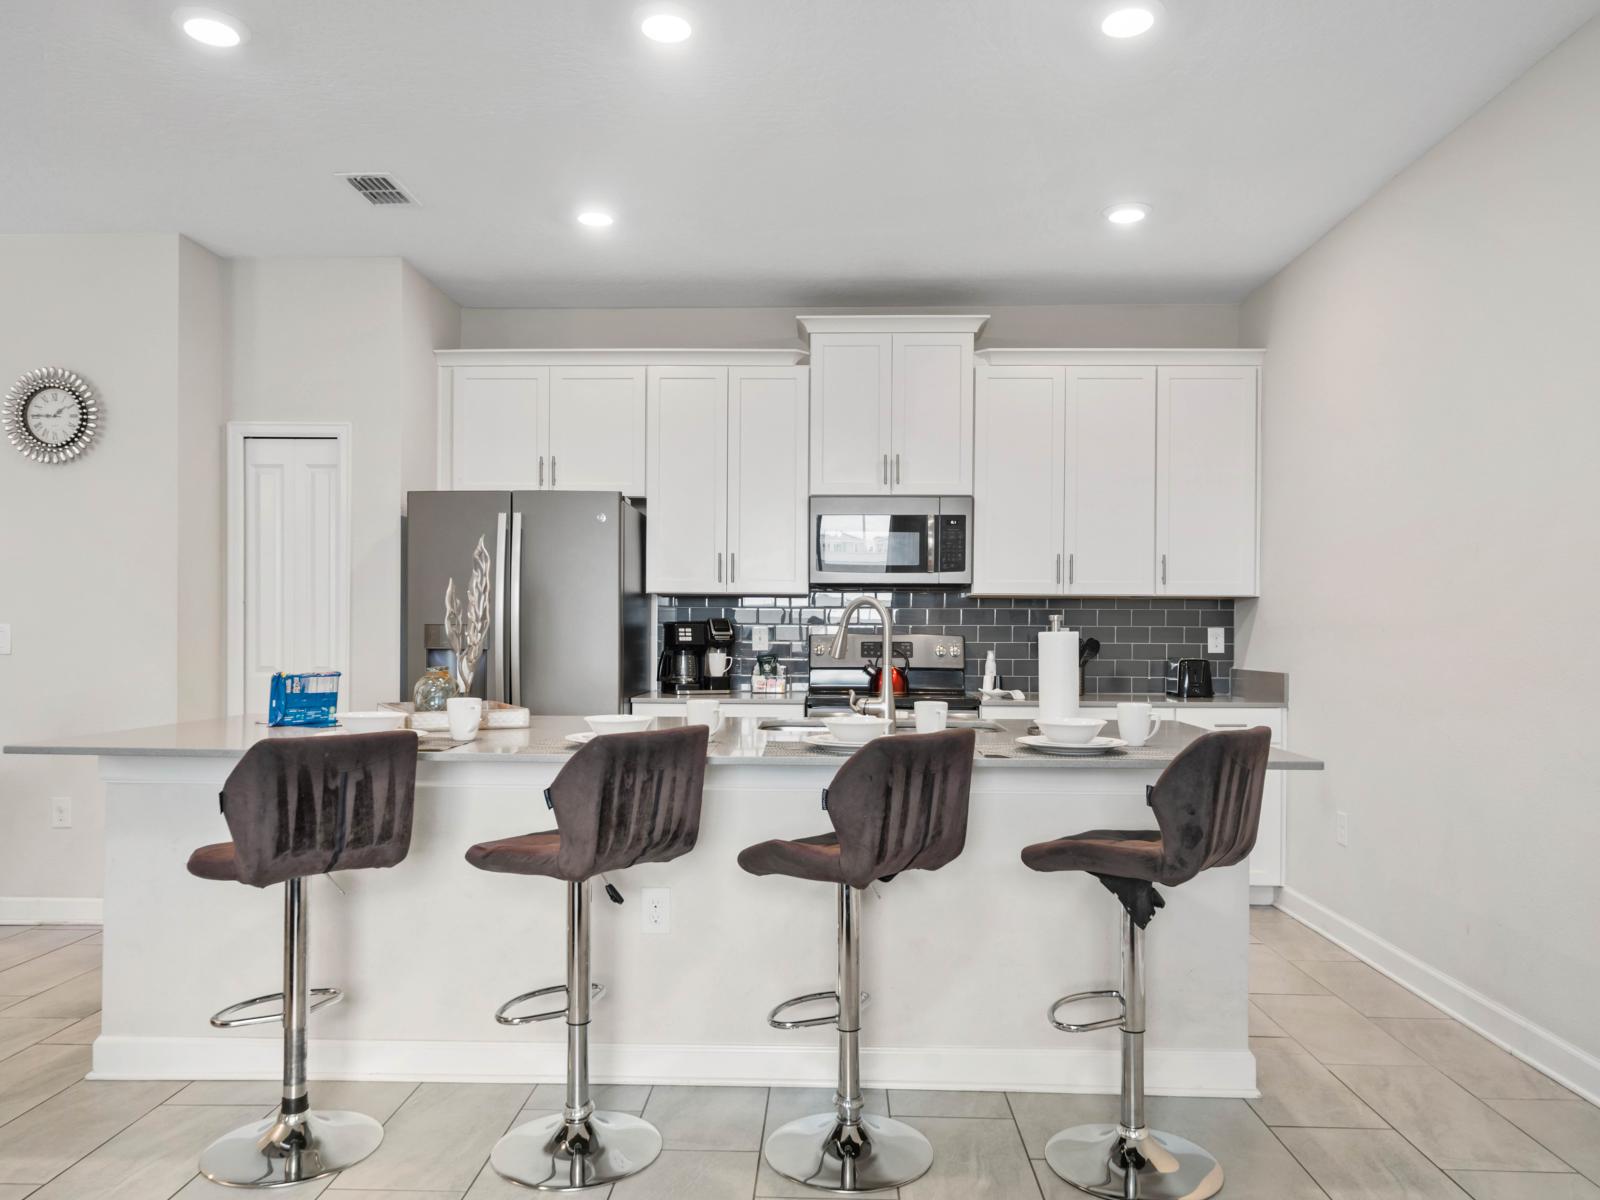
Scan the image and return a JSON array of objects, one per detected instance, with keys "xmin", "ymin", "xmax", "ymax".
[
  {"xmin": 548, "ymin": 725, "xmax": 709, "ymax": 880},
  {"xmin": 219, "ymin": 731, "xmax": 418, "ymax": 887},
  {"xmin": 1148, "ymin": 727, "xmax": 1271, "ymax": 886},
  {"xmin": 826, "ymin": 729, "xmax": 975, "ymax": 888}
]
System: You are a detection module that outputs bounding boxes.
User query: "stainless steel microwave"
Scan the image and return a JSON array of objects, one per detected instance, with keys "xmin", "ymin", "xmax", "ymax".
[{"xmin": 809, "ymin": 496, "xmax": 973, "ymax": 587}]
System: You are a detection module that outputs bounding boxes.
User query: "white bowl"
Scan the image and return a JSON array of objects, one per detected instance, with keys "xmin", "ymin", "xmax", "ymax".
[
  {"xmin": 584, "ymin": 714, "xmax": 654, "ymax": 735},
  {"xmin": 337, "ymin": 711, "xmax": 409, "ymax": 734},
  {"xmin": 822, "ymin": 714, "xmax": 889, "ymax": 744},
  {"xmin": 1036, "ymin": 716, "xmax": 1106, "ymax": 745}
]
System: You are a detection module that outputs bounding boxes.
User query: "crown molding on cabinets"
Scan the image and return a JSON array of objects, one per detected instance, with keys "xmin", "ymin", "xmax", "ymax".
[
  {"xmin": 437, "ymin": 348, "xmax": 807, "ymax": 367},
  {"xmin": 975, "ymin": 348, "xmax": 1265, "ymax": 366},
  {"xmin": 798, "ymin": 314, "xmax": 991, "ymax": 336}
]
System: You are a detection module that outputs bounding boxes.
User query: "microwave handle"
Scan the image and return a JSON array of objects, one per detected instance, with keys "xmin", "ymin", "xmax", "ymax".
[{"xmin": 927, "ymin": 514, "xmax": 938, "ymax": 573}]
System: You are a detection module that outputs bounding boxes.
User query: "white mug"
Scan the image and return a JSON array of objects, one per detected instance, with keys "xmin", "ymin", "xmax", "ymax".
[
  {"xmin": 705, "ymin": 649, "xmax": 731, "ymax": 678},
  {"xmin": 446, "ymin": 696, "xmax": 483, "ymax": 742},
  {"xmin": 684, "ymin": 698, "xmax": 722, "ymax": 732},
  {"xmin": 1116, "ymin": 702, "xmax": 1163, "ymax": 747},
  {"xmin": 914, "ymin": 701, "xmax": 949, "ymax": 733}
]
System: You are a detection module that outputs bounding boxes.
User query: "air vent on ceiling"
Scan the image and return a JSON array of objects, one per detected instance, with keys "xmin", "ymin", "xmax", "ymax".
[{"xmin": 340, "ymin": 173, "xmax": 416, "ymax": 206}]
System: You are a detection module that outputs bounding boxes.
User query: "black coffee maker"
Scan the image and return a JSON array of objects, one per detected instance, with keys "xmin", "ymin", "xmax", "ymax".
[{"xmin": 657, "ymin": 618, "xmax": 736, "ymax": 692}]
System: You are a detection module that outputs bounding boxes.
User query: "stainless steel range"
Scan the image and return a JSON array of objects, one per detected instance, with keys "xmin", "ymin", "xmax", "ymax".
[{"xmin": 804, "ymin": 632, "xmax": 978, "ymax": 717}]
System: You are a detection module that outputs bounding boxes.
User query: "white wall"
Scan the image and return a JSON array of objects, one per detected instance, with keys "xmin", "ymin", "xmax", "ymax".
[
  {"xmin": 1239, "ymin": 18, "xmax": 1600, "ymax": 1088},
  {"xmin": 0, "ymin": 234, "xmax": 206, "ymax": 910},
  {"xmin": 462, "ymin": 302, "xmax": 1239, "ymax": 349}
]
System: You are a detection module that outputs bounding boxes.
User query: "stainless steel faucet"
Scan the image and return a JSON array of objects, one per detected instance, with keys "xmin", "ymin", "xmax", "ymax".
[{"xmin": 828, "ymin": 597, "xmax": 896, "ymax": 725}]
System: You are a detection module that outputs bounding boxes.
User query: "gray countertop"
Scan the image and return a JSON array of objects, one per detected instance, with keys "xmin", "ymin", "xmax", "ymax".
[
  {"xmin": 5, "ymin": 715, "xmax": 1321, "ymax": 771},
  {"xmin": 982, "ymin": 692, "xmax": 1289, "ymax": 709},
  {"xmin": 631, "ymin": 691, "xmax": 805, "ymax": 705}
]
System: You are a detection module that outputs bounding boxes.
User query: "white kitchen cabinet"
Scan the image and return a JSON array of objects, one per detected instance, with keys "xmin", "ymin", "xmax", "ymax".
[
  {"xmin": 447, "ymin": 366, "xmax": 547, "ymax": 490},
  {"xmin": 727, "ymin": 367, "xmax": 809, "ymax": 594},
  {"xmin": 973, "ymin": 365, "xmax": 1065, "ymax": 594},
  {"xmin": 1066, "ymin": 367, "xmax": 1157, "ymax": 595},
  {"xmin": 803, "ymin": 317, "xmax": 986, "ymax": 496},
  {"xmin": 646, "ymin": 365, "xmax": 810, "ymax": 596},
  {"xmin": 546, "ymin": 366, "xmax": 647, "ymax": 495},
  {"xmin": 1156, "ymin": 365, "xmax": 1259, "ymax": 596}
]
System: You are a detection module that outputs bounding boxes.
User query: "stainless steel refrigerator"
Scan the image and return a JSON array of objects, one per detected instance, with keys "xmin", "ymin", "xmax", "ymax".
[{"xmin": 402, "ymin": 491, "xmax": 649, "ymax": 715}]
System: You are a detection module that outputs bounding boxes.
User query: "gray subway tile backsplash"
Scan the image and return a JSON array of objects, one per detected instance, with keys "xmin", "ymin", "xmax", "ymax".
[{"xmin": 655, "ymin": 590, "xmax": 1233, "ymax": 698}]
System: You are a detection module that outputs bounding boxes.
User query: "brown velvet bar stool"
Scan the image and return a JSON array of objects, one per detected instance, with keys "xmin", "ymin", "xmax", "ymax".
[
  {"xmin": 186, "ymin": 730, "xmax": 418, "ymax": 1188},
  {"xmin": 465, "ymin": 724, "xmax": 709, "ymax": 1192},
  {"xmin": 1022, "ymin": 726, "xmax": 1271, "ymax": 1200},
  {"xmin": 739, "ymin": 729, "xmax": 976, "ymax": 1194}
]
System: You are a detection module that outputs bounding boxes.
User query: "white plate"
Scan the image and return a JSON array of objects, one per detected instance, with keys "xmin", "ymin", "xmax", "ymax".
[
  {"xmin": 565, "ymin": 731, "xmax": 598, "ymax": 746},
  {"xmin": 803, "ymin": 733, "xmax": 871, "ymax": 754},
  {"xmin": 1017, "ymin": 734, "xmax": 1127, "ymax": 755}
]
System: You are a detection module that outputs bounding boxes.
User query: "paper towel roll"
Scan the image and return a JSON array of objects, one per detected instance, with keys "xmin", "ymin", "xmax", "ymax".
[{"xmin": 1038, "ymin": 628, "xmax": 1080, "ymax": 720}]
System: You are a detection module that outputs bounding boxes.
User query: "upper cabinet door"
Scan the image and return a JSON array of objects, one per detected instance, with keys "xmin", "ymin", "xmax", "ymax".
[
  {"xmin": 891, "ymin": 333, "xmax": 973, "ymax": 494},
  {"xmin": 972, "ymin": 366, "xmax": 1066, "ymax": 596},
  {"xmin": 447, "ymin": 366, "xmax": 547, "ymax": 489},
  {"xmin": 546, "ymin": 366, "xmax": 647, "ymax": 495},
  {"xmin": 727, "ymin": 367, "xmax": 810, "ymax": 596},
  {"xmin": 1156, "ymin": 366, "xmax": 1259, "ymax": 596},
  {"xmin": 1066, "ymin": 367, "xmax": 1157, "ymax": 595},
  {"xmin": 809, "ymin": 334, "xmax": 893, "ymax": 494},
  {"xmin": 646, "ymin": 366, "xmax": 728, "ymax": 595}
]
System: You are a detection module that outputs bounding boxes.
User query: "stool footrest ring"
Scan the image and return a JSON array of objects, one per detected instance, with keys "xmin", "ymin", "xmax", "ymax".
[
  {"xmin": 210, "ymin": 987, "xmax": 342, "ymax": 1029},
  {"xmin": 1048, "ymin": 989, "xmax": 1125, "ymax": 1033},
  {"xmin": 767, "ymin": 989, "xmax": 871, "ymax": 1030},
  {"xmin": 495, "ymin": 981, "xmax": 606, "ymax": 1026}
]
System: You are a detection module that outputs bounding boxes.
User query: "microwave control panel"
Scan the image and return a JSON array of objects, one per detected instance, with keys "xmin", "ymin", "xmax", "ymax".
[{"xmin": 937, "ymin": 515, "xmax": 967, "ymax": 571}]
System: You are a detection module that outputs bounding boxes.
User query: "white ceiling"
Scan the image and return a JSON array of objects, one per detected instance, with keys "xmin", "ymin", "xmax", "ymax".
[{"xmin": 3, "ymin": 1, "xmax": 1596, "ymax": 307}]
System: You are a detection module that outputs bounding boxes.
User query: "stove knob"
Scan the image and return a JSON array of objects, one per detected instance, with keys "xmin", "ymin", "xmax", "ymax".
[{"xmin": 934, "ymin": 644, "xmax": 946, "ymax": 657}]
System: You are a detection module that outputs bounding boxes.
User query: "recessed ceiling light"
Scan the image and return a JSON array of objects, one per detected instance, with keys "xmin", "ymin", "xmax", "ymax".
[
  {"xmin": 1104, "ymin": 203, "xmax": 1151, "ymax": 225},
  {"xmin": 577, "ymin": 212, "xmax": 615, "ymax": 228},
  {"xmin": 176, "ymin": 9, "xmax": 247, "ymax": 47},
  {"xmin": 641, "ymin": 13, "xmax": 692, "ymax": 43},
  {"xmin": 1101, "ymin": 6, "xmax": 1157, "ymax": 38}
]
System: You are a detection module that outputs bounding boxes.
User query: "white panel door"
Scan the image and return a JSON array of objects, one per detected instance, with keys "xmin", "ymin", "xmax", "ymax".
[
  {"xmin": 972, "ymin": 366, "xmax": 1066, "ymax": 595},
  {"xmin": 809, "ymin": 334, "xmax": 893, "ymax": 494},
  {"xmin": 1157, "ymin": 366, "xmax": 1260, "ymax": 596},
  {"xmin": 547, "ymin": 366, "xmax": 647, "ymax": 495},
  {"xmin": 646, "ymin": 366, "xmax": 729, "ymax": 595},
  {"xmin": 891, "ymin": 333, "xmax": 973, "ymax": 493},
  {"xmin": 242, "ymin": 437, "xmax": 343, "ymax": 714},
  {"xmin": 450, "ymin": 366, "xmax": 546, "ymax": 489},
  {"xmin": 727, "ymin": 367, "xmax": 809, "ymax": 595},
  {"xmin": 1066, "ymin": 367, "xmax": 1157, "ymax": 595}
]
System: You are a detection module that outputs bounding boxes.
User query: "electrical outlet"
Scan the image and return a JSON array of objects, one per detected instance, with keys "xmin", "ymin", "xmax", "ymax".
[
  {"xmin": 641, "ymin": 887, "xmax": 670, "ymax": 934},
  {"xmin": 1335, "ymin": 811, "xmax": 1349, "ymax": 846},
  {"xmin": 1207, "ymin": 627, "xmax": 1225, "ymax": 654},
  {"xmin": 752, "ymin": 626, "xmax": 771, "ymax": 651},
  {"xmin": 50, "ymin": 797, "xmax": 72, "ymax": 829}
]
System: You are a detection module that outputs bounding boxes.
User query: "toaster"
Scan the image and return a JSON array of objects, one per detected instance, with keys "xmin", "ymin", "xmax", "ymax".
[{"xmin": 1165, "ymin": 658, "xmax": 1214, "ymax": 699}]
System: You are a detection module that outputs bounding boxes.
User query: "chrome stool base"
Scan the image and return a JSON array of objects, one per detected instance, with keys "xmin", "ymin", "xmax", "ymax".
[
  {"xmin": 490, "ymin": 1110, "xmax": 662, "ymax": 1192},
  {"xmin": 1044, "ymin": 1123, "xmax": 1223, "ymax": 1200},
  {"xmin": 198, "ymin": 1110, "xmax": 385, "ymax": 1189},
  {"xmin": 764, "ymin": 1110, "xmax": 934, "ymax": 1194}
]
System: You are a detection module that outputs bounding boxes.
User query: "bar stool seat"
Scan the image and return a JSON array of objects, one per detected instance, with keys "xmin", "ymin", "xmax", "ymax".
[
  {"xmin": 1020, "ymin": 829, "xmax": 1163, "ymax": 878},
  {"xmin": 185, "ymin": 841, "xmax": 245, "ymax": 882},
  {"xmin": 737, "ymin": 832, "xmax": 844, "ymax": 883},
  {"xmin": 464, "ymin": 830, "xmax": 563, "ymax": 876}
]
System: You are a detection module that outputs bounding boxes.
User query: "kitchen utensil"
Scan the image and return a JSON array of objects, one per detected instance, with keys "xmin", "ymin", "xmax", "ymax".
[
  {"xmin": 914, "ymin": 701, "xmax": 949, "ymax": 733},
  {"xmin": 1116, "ymin": 702, "xmax": 1164, "ymax": 747},
  {"xmin": 1165, "ymin": 658, "xmax": 1215, "ymax": 699},
  {"xmin": 684, "ymin": 698, "xmax": 723, "ymax": 731},
  {"xmin": 565, "ymin": 731, "xmax": 598, "ymax": 746},
  {"xmin": 446, "ymin": 697, "xmax": 483, "ymax": 741},
  {"xmin": 803, "ymin": 734, "xmax": 866, "ymax": 754},
  {"xmin": 1037, "ymin": 716, "xmax": 1106, "ymax": 745},
  {"xmin": 1017, "ymin": 734, "xmax": 1126, "ymax": 756},
  {"xmin": 336, "ymin": 711, "xmax": 409, "ymax": 734},
  {"xmin": 822, "ymin": 714, "xmax": 888, "ymax": 744},
  {"xmin": 583, "ymin": 714, "xmax": 653, "ymax": 735}
]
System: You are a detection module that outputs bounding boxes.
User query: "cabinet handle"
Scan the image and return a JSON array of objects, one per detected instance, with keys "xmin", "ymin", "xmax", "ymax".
[
  {"xmin": 882, "ymin": 453, "xmax": 889, "ymax": 486},
  {"xmin": 1069, "ymin": 553, "xmax": 1074, "ymax": 585},
  {"xmin": 1161, "ymin": 553, "xmax": 1167, "ymax": 585},
  {"xmin": 551, "ymin": 455, "xmax": 557, "ymax": 487},
  {"xmin": 1055, "ymin": 553, "xmax": 1061, "ymax": 584},
  {"xmin": 894, "ymin": 453, "xmax": 901, "ymax": 485},
  {"xmin": 538, "ymin": 456, "xmax": 544, "ymax": 487},
  {"xmin": 717, "ymin": 552, "xmax": 723, "ymax": 583},
  {"xmin": 730, "ymin": 552, "xmax": 736, "ymax": 582}
]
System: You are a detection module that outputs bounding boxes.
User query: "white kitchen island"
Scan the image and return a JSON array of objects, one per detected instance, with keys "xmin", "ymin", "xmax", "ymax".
[{"xmin": 6, "ymin": 717, "xmax": 1319, "ymax": 1098}]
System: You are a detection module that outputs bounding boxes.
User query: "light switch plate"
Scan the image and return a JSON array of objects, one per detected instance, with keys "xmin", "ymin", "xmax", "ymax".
[
  {"xmin": 1206, "ymin": 627, "xmax": 1225, "ymax": 654},
  {"xmin": 0, "ymin": 624, "xmax": 10, "ymax": 655},
  {"xmin": 752, "ymin": 627, "xmax": 771, "ymax": 651}
]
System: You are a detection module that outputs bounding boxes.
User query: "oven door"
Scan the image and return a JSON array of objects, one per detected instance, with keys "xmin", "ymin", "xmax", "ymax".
[{"xmin": 811, "ymin": 496, "xmax": 970, "ymax": 586}]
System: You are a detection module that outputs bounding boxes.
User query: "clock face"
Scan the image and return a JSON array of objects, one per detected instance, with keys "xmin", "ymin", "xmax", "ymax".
[{"xmin": 25, "ymin": 387, "xmax": 84, "ymax": 446}]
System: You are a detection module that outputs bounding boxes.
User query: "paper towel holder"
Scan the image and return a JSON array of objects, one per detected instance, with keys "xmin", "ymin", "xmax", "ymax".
[{"xmin": 1048, "ymin": 614, "xmax": 1065, "ymax": 632}]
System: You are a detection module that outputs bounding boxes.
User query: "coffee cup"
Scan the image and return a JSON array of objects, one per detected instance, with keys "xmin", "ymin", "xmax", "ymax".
[
  {"xmin": 914, "ymin": 701, "xmax": 949, "ymax": 733},
  {"xmin": 1116, "ymin": 702, "xmax": 1164, "ymax": 747},
  {"xmin": 446, "ymin": 696, "xmax": 483, "ymax": 742},
  {"xmin": 684, "ymin": 698, "xmax": 722, "ymax": 733}
]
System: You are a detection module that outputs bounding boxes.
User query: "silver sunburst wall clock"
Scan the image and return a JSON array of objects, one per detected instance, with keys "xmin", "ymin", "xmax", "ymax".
[{"xmin": 4, "ymin": 367, "xmax": 101, "ymax": 464}]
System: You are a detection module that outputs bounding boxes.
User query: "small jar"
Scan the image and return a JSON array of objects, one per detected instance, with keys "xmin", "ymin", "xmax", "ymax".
[{"xmin": 412, "ymin": 667, "xmax": 459, "ymax": 712}]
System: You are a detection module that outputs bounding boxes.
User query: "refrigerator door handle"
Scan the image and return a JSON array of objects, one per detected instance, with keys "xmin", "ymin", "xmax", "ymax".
[
  {"xmin": 490, "ymin": 511, "xmax": 508, "ymax": 702},
  {"xmin": 510, "ymin": 512, "xmax": 524, "ymax": 706}
]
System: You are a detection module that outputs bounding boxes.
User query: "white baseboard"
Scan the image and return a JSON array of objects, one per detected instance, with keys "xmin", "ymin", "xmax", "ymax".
[
  {"xmin": 90, "ymin": 1036, "xmax": 1257, "ymax": 1098},
  {"xmin": 0, "ymin": 896, "xmax": 103, "ymax": 924},
  {"xmin": 1248, "ymin": 885, "xmax": 1280, "ymax": 906},
  {"xmin": 1275, "ymin": 888, "xmax": 1600, "ymax": 1105}
]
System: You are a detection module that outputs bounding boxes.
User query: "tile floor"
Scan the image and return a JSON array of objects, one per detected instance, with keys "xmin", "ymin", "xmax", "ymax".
[{"xmin": 0, "ymin": 911, "xmax": 1594, "ymax": 1199}]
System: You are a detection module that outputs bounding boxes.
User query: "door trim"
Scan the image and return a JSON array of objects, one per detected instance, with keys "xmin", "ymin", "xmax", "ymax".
[{"xmin": 226, "ymin": 421, "xmax": 354, "ymax": 715}]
